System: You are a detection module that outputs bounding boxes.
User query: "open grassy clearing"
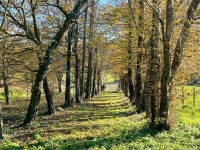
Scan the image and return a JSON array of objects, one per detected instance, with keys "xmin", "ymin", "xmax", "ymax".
[{"xmin": 0, "ymin": 90, "xmax": 200, "ymax": 149}]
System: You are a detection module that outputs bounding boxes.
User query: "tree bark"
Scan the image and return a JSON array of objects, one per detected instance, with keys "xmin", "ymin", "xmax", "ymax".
[
  {"xmin": 73, "ymin": 23, "xmax": 81, "ymax": 103},
  {"xmin": 43, "ymin": 75, "xmax": 55, "ymax": 114},
  {"xmin": 127, "ymin": 0, "xmax": 135, "ymax": 103},
  {"xmin": 64, "ymin": 26, "xmax": 73, "ymax": 108},
  {"xmin": 2, "ymin": 58, "xmax": 10, "ymax": 105},
  {"xmin": 135, "ymin": 0, "xmax": 145, "ymax": 113},
  {"xmin": 56, "ymin": 72, "xmax": 63, "ymax": 93},
  {"xmin": 160, "ymin": 0, "xmax": 199, "ymax": 129},
  {"xmin": 97, "ymin": 70, "xmax": 101, "ymax": 93},
  {"xmin": 85, "ymin": 0, "xmax": 95, "ymax": 100},
  {"xmin": 91, "ymin": 48, "xmax": 98, "ymax": 98},
  {"xmin": 122, "ymin": 75, "xmax": 129, "ymax": 97},
  {"xmin": 80, "ymin": 7, "xmax": 88, "ymax": 99},
  {"xmin": 85, "ymin": 50, "xmax": 93, "ymax": 100},
  {"xmin": 148, "ymin": 0, "xmax": 161, "ymax": 128},
  {"xmin": 160, "ymin": 0, "xmax": 173, "ymax": 129},
  {"xmin": 22, "ymin": 0, "xmax": 88, "ymax": 125}
]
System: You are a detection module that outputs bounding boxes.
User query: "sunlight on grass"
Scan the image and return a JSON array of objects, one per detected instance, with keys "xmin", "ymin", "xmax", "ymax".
[{"xmin": 1, "ymin": 91, "xmax": 200, "ymax": 150}]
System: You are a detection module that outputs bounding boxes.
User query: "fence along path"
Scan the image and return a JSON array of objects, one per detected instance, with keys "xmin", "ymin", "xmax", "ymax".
[{"xmin": 174, "ymin": 86, "xmax": 200, "ymax": 107}]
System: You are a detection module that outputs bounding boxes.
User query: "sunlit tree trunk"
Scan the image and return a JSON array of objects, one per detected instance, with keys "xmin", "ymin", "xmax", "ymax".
[{"xmin": 160, "ymin": 0, "xmax": 199, "ymax": 129}]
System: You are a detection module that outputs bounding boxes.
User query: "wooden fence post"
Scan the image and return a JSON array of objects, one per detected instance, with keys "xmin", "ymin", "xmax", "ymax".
[
  {"xmin": 0, "ymin": 105, "xmax": 4, "ymax": 139},
  {"xmin": 181, "ymin": 86, "xmax": 184, "ymax": 106},
  {"xmin": 193, "ymin": 87, "xmax": 196, "ymax": 107}
]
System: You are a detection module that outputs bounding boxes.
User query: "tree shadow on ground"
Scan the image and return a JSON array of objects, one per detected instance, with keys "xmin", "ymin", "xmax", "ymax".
[{"xmin": 22, "ymin": 126, "xmax": 161, "ymax": 150}]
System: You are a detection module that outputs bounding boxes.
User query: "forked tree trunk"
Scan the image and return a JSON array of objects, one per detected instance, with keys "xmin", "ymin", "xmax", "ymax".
[
  {"xmin": 160, "ymin": 0, "xmax": 199, "ymax": 129},
  {"xmin": 43, "ymin": 75, "xmax": 55, "ymax": 114}
]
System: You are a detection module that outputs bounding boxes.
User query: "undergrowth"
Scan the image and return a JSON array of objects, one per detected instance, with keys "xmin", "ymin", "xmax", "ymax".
[{"xmin": 0, "ymin": 90, "xmax": 200, "ymax": 150}]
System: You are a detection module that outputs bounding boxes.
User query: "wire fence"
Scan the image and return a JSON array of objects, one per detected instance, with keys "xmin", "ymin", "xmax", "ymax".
[{"xmin": 174, "ymin": 86, "xmax": 200, "ymax": 107}]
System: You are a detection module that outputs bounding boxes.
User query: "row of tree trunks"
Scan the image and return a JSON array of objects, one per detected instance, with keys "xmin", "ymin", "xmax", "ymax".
[
  {"xmin": 22, "ymin": 0, "xmax": 89, "ymax": 125},
  {"xmin": 142, "ymin": 0, "xmax": 199, "ymax": 130}
]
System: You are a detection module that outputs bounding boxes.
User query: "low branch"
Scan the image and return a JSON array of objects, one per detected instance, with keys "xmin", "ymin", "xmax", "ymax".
[{"xmin": 24, "ymin": 65, "xmax": 38, "ymax": 72}]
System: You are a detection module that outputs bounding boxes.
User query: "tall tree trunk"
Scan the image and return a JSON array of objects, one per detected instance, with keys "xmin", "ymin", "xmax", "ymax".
[
  {"xmin": 127, "ymin": 0, "xmax": 135, "ymax": 103},
  {"xmin": 64, "ymin": 26, "xmax": 73, "ymax": 108},
  {"xmin": 135, "ymin": 0, "xmax": 145, "ymax": 113},
  {"xmin": 73, "ymin": 23, "xmax": 81, "ymax": 103},
  {"xmin": 22, "ymin": 0, "xmax": 88, "ymax": 125},
  {"xmin": 91, "ymin": 48, "xmax": 98, "ymax": 98},
  {"xmin": 2, "ymin": 58, "xmax": 10, "ymax": 105},
  {"xmin": 149, "ymin": 0, "xmax": 161, "ymax": 128},
  {"xmin": 43, "ymin": 75, "xmax": 55, "ymax": 114},
  {"xmin": 160, "ymin": 0, "xmax": 173, "ymax": 129},
  {"xmin": 85, "ymin": 0, "xmax": 95, "ymax": 100},
  {"xmin": 80, "ymin": 7, "xmax": 88, "ymax": 99},
  {"xmin": 160, "ymin": 0, "xmax": 199, "ymax": 129}
]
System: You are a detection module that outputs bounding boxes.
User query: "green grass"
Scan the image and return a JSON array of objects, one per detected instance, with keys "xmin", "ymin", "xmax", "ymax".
[
  {"xmin": 0, "ymin": 88, "xmax": 28, "ymax": 101},
  {"xmin": 1, "ymin": 90, "xmax": 200, "ymax": 149}
]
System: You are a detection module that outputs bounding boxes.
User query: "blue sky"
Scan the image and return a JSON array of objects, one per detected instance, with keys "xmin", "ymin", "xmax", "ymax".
[{"xmin": 99, "ymin": 0, "xmax": 109, "ymax": 5}]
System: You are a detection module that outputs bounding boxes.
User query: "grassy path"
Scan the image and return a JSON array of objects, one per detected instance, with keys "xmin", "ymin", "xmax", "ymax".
[{"xmin": 1, "ymin": 92, "xmax": 200, "ymax": 149}]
